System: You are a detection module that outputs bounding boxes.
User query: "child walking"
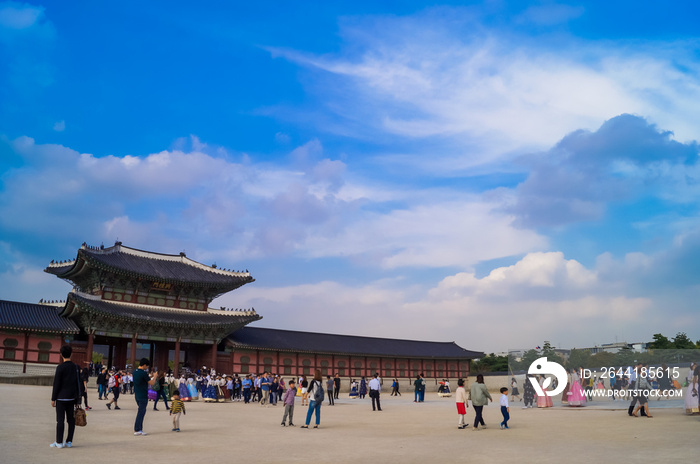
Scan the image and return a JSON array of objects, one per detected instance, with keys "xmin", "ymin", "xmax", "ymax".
[
  {"xmin": 455, "ymin": 379, "xmax": 469, "ymax": 429},
  {"xmin": 499, "ymin": 387, "xmax": 510, "ymax": 429},
  {"xmin": 281, "ymin": 379, "xmax": 296, "ymax": 426},
  {"xmin": 170, "ymin": 391, "xmax": 186, "ymax": 432}
]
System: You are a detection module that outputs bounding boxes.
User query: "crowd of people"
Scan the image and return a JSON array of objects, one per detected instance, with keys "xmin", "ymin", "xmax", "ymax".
[{"xmin": 50, "ymin": 351, "xmax": 700, "ymax": 449}]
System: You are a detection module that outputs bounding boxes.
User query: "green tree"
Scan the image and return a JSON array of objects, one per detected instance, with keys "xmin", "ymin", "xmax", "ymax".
[
  {"xmin": 540, "ymin": 341, "xmax": 564, "ymax": 366},
  {"xmin": 520, "ymin": 349, "xmax": 541, "ymax": 371},
  {"xmin": 473, "ymin": 353, "xmax": 509, "ymax": 373},
  {"xmin": 672, "ymin": 332, "xmax": 695, "ymax": 349},
  {"xmin": 567, "ymin": 348, "xmax": 592, "ymax": 370},
  {"xmin": 92, "ymin": 351, "xmax": 103, "ymax": 364},
  {"xmin": 589, "ymin": 351, "xmax": 615, "ymax": 368},
  {"xmin": 649, "ymin": 333, "xmax": 672, "ymax": 349}
]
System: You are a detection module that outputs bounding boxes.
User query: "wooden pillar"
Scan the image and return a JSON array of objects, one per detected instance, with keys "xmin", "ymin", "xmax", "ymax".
[
  {"xmin": 21, "ymin": 332, "xmax": 29, "ymax": 374},
  {"xmin": 173, "ymin": 338, "xmax": 181, "ymax": 377},
  {"xmin": 107, "ymin": 344, "xmax": 114, "ymax": 370},
  {"xmin": 130, "ymin": 334, "xmax": 137, "ymax": 367},
  {"xmin": 86, "ymin": 333, "xmax": 94, "ymax": 367},
  {"xmin": 149, "ymin": 342, "xmax": 154, "ymax": 365},
  {"xmin": 210, "ymin": 343, "xmax": 217, "ymax": 372}
]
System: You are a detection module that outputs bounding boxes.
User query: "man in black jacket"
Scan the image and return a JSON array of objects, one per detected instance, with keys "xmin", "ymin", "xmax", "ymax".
[{"xmin": 50, "ymin": 345, "xmax": 82, "ymax": 449}]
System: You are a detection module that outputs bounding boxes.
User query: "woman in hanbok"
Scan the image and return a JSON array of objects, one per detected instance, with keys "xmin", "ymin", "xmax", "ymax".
[
  {"xmin": 522, "ymin": 375, "xmax": 535, "ymax": 408},
  {"xmin": 216, "ymin": 376, "xmax": 226, "ymax": 402},
  {"xmin": 560, "ymin": 371, "xmax": 570, "ymax": 404},
  {"xmin": 178, "ymin": 375, "xmax": 191, "ymax": 401},
  {"xmin": 567, "ymin": 368, "xmax": 587, "ymax": 407},
  {"xmin": 349, "ymin": 379, "xmax": 358, "ymax": 398},
  {"xmin": 684, "ymin": 363, "xmax": 699, "ymax": 415},
  {"xmin": 536, "ymin": 375, "xmax": 553, "ymax": 408},
  {"xmin": 187, "ymin": 376, "xmax": 198, "ymax": 400},
  {"xmin": 360, "ymin": 377, "xmax": 368, "ymax": 399},
  {"xmin": 202, "ymin": 376, "xmax": 217, "ymax": 402}
]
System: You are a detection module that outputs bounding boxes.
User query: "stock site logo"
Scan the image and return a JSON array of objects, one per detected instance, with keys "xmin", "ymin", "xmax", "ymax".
[{"xmin": 528, "ymin": 357, "xmax": 567, "ymax": 397}]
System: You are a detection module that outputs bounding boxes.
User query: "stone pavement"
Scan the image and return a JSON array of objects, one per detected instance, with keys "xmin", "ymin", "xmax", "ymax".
[{"xmin": 2, "ymin": 384, "xmax": 697, "ymax": 464}]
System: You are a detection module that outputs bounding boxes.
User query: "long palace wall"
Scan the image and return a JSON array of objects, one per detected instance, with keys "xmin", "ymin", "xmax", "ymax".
[
  {"xmin": 216, "ymin": 349, "xmax": 471, "ymax": 380},
  {"xmin": 1, "ymin": 330, "xmax": 473, "ymax": 382}
]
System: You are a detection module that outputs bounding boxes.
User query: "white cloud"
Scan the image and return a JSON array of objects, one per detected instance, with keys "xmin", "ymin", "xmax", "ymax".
[
  {"xmin": 1, "ymin": 136, "xmax": 544, "ymax": 271},
  {"xmin": 272, "ymin": 12, "xmax": 700, "ymax": 174},
  {"xmin": 0, "ymin": 3, "xmax": 43, "ymax": 30},
  {"xmin": 220, "ymin": 251, "xmax": 665, "ymax": 352},
  {"xmin": 300, "ymin": 199, "xmax": 547, "ymax": 269}
]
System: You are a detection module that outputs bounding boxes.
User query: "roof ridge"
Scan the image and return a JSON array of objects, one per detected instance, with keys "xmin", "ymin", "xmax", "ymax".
[
  {"xmin": 240, "ymin": 325, "xmax": 461, "ymax": 345},
  {"xmin": 71, "ymin": 290, "xmax": 258, "ymax": 317},
  {"xmin": 82, "ymin": 241, "xmax": 251, "ymax": 278}
]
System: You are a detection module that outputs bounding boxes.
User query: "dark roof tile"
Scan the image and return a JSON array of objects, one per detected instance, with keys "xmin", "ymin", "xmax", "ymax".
[
  {"xmin": 0, "ymin": 300, "xmax": 80, "ymax": 334},
  {"xmin": 70, "ymin": 293, "xmax": 261, "ymax": 328},
  {"xmin": 45, "ymin": 243, "xmax": 253, "ymax": 288},
  {"xmin": 227, "ymin": 326, "xmax": 482, "ymax": 359}
]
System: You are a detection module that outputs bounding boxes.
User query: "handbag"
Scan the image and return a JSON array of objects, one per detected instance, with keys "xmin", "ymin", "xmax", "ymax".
[{"xmin": 74, "ymin": 405, "xmax": 87, "ymax": 427}]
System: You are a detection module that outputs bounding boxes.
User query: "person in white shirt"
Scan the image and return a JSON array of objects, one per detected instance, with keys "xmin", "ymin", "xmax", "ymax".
[
  {"xmin": 455, "ymin": 379, "xmax": 469, "ymax": 429},
  {"xmin": 499, "ymin": 387, "xmax": 510, "ymax": 429},
  {"xmin": 368, "ymin": 373, "xmax": 382, "ymax": 411}
]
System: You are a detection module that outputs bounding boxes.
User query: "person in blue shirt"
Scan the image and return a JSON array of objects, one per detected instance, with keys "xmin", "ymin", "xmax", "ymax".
[
  {"xmin": 242, "ymin": 374, "xmax": 252, "ymax": 403},
  {"xmin": 260, "ymin": 372, "xmax": 271, "ymax": 406}
]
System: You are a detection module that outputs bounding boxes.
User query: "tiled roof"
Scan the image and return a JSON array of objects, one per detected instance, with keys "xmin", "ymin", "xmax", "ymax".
[
  {"xmin": 0, "ymin": 300, "xmax": 80, "ymax": 334},
  {"xmin": 68, "ymin": 293, "xmax": 261, "ymax": 328},
  {"xmin": 226, "ymin": 326, "xmax": 483, "ymax": 359},
  {"xmin": 45, "ymin": 242, "xmax": 253, "ymax": 288}
]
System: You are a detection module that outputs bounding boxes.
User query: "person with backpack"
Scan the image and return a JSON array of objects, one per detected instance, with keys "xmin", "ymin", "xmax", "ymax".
[
  {"xmin": 301, "ymin": 370, "xmax": 324, "ymax": 429},
  {"xmin": 153, "ymin": 371, "xmax": 169, "ymax": 411},
  {"xmin": 106, "ymin": 370, "xmax": 121, "ymax": 410},
  {"xmin": 96, "ymin": 367, "xmax": 107, "ymax": 400}
]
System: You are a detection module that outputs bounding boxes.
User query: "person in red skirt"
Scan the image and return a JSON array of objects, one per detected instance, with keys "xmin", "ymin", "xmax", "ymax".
[{"xmin": 455, "ymin": 378, "xmax": 469, "ymax": 429}]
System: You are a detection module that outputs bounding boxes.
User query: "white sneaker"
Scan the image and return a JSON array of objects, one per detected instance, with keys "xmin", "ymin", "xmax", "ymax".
[
  {"xmin": 65, "ymin": 442, "xmax": 72, "ymax": 448},
  {"xmin": 134, "ymin": 431, "xmax": 142, "ymax": 436},
  {"xmin": 50, "ymin": 442, "xmax": 63, "ymax": 448},
  {"xmin": 139, "ymin": 431, "xmax": 147, "ymax": 436}
]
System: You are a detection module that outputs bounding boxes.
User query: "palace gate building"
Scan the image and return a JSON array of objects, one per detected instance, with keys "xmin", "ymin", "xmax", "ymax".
[{"xmin": 0, "ymin": 242, "xmax": 481, "ymax": 381}]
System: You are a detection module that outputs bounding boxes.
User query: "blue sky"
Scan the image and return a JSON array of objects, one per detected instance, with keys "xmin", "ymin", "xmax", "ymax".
[{"xmin": 2, "ymin": 1, "xmax": 700, "ymax": 352}]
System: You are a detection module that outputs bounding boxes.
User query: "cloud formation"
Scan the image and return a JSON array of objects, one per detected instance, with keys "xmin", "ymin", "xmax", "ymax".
[
  {"xmin": 272, "ymin": 10, "xmax": 700, "ymax": 175},
  {"xmin": 509, "ymin": 114, "xmax": 700, "ymax": 227}
]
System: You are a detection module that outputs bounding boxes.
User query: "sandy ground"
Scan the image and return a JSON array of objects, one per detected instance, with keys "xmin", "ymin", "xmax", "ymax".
[{"xmin": 2, "ymin": 384, "xmax": 698, "ymax": 464}]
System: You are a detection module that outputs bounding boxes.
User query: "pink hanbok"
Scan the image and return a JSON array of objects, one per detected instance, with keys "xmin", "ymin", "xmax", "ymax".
[
  {"xmin": 567, "ymin": 371, "xmax": 587, "ymax": 407},
  {"xmin": 536, "ymin": 376, "xmax": 553, "ymax": 408}
]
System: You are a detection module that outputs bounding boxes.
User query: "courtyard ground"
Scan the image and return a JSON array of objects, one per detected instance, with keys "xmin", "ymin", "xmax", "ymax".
[{"xmin": 1, "ymin": 384, "xmax": 697, "ymax": 464}]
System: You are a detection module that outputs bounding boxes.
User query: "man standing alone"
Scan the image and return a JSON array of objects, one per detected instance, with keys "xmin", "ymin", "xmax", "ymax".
[
  {"xmin": 333, "ymin": 374, "xmax": 341, "ymax": 399},
  {"xmin": 133, "ymin": 358, "xmax": 156, "ymax": 436},
  {"xmin": 369, "ymin": 373, "xmax": 382, "ymax": 411},
  {"xmin": 50, "ymin": 345, "xmax": 82, "ymax": 448}
]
